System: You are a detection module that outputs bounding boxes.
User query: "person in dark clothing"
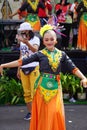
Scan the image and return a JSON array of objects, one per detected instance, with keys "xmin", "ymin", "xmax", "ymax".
[{"xmin": 9, "ymin": 0, "xmax": 47, "ymax": 31}]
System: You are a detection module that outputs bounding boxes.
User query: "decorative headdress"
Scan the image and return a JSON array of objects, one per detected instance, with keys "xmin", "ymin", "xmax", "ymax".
[
  {"xmin": 40, "ymin": 24, "xmax": 67, "ymax": 38},
  {"xmin": 40, "ymin": 24, "xmax": 53, "ymax": 37}
]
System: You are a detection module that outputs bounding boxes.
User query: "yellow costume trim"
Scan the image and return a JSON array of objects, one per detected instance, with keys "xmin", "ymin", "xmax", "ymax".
[
  {"xmin": 82, "ymin": 19, "xmax": 87, "ymax": 26},
  {"xmin": 27, "ymin": 0, "xmax": 39, "ymax": 11},
  {"xmin": 81, "ymin": 13, "xmax": 87, "ymax": 26},
  {"xmin": 26, "ymin": 19, "xmax": 38, "ymax": 26},
  {"xmin": 41, "ymin": 48, "xmax": 62, "ymax": 72},
  {"xmin": 39, "ymin": 86, "xmax": 58, "ymax": 102},
  {"xmin": 83, "ymin": 0, "xmax": 87, "ymax": 8}
]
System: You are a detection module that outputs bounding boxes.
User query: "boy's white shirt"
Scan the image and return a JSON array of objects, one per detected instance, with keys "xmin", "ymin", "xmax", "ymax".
[{"xmin": 20, "ymin": 36, "xmax": 40, "ymax": 68}]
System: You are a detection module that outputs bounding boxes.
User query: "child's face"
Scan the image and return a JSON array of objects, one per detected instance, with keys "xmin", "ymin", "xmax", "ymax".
[
  {"xmin": 20, "ymin": 30, "xmax": 30, "ymax": 39},
  {"xmin": 43, "ymin": 30, "xmax": 57, "ymax": 51}
]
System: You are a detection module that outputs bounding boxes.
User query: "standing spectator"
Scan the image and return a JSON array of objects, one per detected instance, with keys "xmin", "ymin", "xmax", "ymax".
[
  {"xmin": 70, "ymin": 0, "xmax": 78, "ymax": 49},
  {"xmin": 38, "ymin": 0, "xmax": 52, "ymax": 26},
  {"xmin": 0, "ymin": 24, "xmax": 87, "ymax": 130},
  {"xmin": 76, "ymin": 0, "xmax": 87, "ymax": 51},
  {"xmin": 16, "ymin": 22, "xmax": 40, "ymax": 120},
  {"xmin": 55, "ymin": 0, "xmax": 72, "ymax": 50}
]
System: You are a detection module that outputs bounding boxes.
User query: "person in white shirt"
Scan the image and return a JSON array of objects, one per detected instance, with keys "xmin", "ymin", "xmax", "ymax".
[{"xmin": 16, "ymin": 22, "xmax": 40, "ymax": 120}]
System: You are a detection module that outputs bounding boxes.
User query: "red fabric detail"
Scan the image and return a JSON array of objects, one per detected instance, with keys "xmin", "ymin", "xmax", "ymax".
[
  {"xmin": 46, "ymin": 1, "xmax": 52, "ymax": 11},
  {"xmin": 38, "ymin": 8, "xmax": 47, "ymax": 17}
]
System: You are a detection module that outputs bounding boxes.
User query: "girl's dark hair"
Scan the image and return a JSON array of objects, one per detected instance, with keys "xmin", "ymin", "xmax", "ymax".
[
  {"xmin": 40, "ymin": 0, "xmax": 45, "ymax": 2},
  {"xmin": 60, "ymin": 0, "xmax": 69, "ymax": 5},
  {"xmin": 74, "ymin": 0, "xmax": 78, "ymax": 2},
  {"xmin": 29, "ymin": 30, "xmax": 34, "ymax": 39}
]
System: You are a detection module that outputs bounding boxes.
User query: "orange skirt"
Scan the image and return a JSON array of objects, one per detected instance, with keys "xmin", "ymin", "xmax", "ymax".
[
  {"xmin": 29, "ymin": 85, "xmax": 66, "ymax": 130},
  {"xmin": 77, "ymin": 20, "xmax": 87, "ymax": 51}
]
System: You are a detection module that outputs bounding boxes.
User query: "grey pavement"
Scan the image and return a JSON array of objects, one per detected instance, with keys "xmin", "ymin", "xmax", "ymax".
[
  {"xmin": 0, "ymin": 105, "xmax": 87, "ymax": 130},
  {"xmin": 65, "ymin": 105, "xmax": 87, "ymax": 130}
]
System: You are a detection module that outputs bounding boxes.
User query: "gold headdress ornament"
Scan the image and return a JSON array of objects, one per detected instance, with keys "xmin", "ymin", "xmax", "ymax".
[{"xmin": 40, "ymin": 24, "xmax": 53, "ymax": 37}]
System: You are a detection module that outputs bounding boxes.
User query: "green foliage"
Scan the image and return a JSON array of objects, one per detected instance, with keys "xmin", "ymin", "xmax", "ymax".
[
  {"xmin": 0, "ymin": 73, "xmax": 25, "ymax": 105},
  {"xmin": 61, "ymin": 73, "xmax": 70, "ymax": 93},
  {"xmin": 60, "ymin": 73, "xmax": 83, "ymax": 94},
  {"xmin": 0, "ymin": 70, "xmax": 85, "ymax": 105}
]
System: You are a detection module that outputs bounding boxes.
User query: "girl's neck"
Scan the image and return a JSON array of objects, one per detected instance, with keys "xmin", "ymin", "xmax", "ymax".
[{"xmin": 46, "ymin": 47, "xmax": 55, "ymax": 52}]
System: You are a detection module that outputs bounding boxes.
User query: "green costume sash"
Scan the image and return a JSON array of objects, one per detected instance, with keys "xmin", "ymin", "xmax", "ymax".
[
  {"xmin": 25, "ymin": 14, "xmax": 39, "ymax": 25},
  {"xmin": 34, "ymin": 73, "xmax": 59, "ymax": 102},
  {"xmin": 82, "ymin": 12, "xmax": 87, "ymax": 26}
]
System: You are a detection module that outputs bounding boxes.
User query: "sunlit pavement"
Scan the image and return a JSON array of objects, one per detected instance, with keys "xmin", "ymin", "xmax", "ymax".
[{"xmin": 0, "ymin": 105, "xmax": 87, "ymax": 130}]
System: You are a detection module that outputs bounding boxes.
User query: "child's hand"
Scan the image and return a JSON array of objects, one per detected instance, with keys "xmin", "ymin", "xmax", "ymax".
[
  {"xmin": 80, "ymin": 79, "xmax": 87, "ymax": 88},
  {"xmin": 16, "ymin": 34, "xmax": 24, "ymax": 42},
  {"xmin": 16, "ymin": 34, "xmax": 28, "ymax": 45},
  {"xmin": 0, "ymin": 65, "xmax": 3, "ymax": 76}
]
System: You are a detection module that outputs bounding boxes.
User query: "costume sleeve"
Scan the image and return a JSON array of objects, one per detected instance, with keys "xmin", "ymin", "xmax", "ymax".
[
  {"xmin": 76, "ymin": 2, "xmax": 85, "ymax": 23},
  {"xmin": 76, "ymin": 2, "xmax": 83, "ymax": 13},
  {"xmin": 61, "ymin": 51, "xmax": 77, "ymax": 73},
  {"xmin": 22, "ymin": 52, "xmax": 39, "ymax": 66},
  {"xmin": 18, "ymin": 2, "xmax": 29, "ymax": 12}
]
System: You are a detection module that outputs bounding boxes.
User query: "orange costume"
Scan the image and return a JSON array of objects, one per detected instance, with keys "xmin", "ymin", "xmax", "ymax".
[
  {"xmin": 17, "ymin": 0, "xmax": 41, "ymax": 31},
  {"xmin": 30, "ymin": 74, "xmax": 66, "ymax": 130},
  {"xmin": 18, "ymin": 46, "xmax": 78, "ymax": 130},
  {"xmin": 76, "ymin": 0, "xmax": 87, "ymax": 51}
]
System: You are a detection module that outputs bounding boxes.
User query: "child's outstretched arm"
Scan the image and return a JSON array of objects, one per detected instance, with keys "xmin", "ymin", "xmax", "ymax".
[{"xmin": 0, "ymin": 59, "xmax": 22, "ymax": 76}]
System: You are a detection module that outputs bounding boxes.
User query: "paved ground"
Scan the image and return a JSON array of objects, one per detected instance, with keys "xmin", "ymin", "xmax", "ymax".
[
  {"xmin": 65, "ymin": 104, "xmax": 87, "ymax": 130},
  {"xmin": 0, "ymin": 104, "xmax": 87, "ymax": 130}
]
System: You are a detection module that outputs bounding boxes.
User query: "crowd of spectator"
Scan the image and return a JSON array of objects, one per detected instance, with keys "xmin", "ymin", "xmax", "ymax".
[{"xmin": 1, "ymin": 0, "xmax": 87, "ymax": 51}]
